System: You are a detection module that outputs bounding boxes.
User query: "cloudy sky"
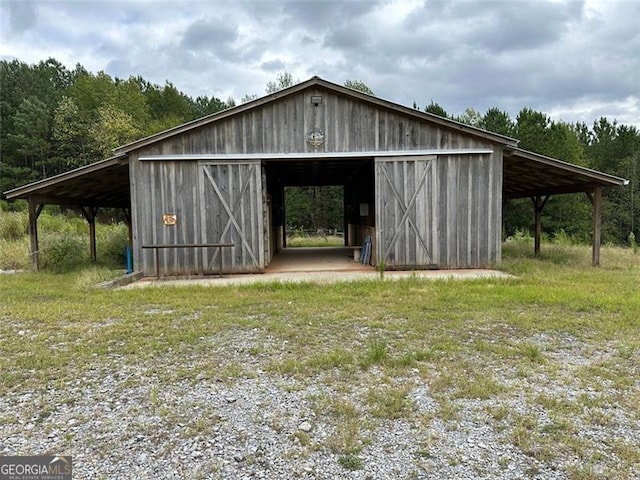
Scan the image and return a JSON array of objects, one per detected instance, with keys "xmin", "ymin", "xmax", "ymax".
[{"xmin": 1, "ymin": 0, "xmax": 638, "ymax": 127}]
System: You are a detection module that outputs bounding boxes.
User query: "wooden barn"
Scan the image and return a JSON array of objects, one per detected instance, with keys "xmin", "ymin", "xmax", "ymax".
[{"xmin": 3, "ymin": 77, "xmax": 628, "ymax": 276}]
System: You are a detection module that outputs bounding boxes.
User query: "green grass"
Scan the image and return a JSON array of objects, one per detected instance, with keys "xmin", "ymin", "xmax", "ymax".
[
  {"xmin": 0, "ymin": 242, "xmax": 639, "ymax": 477},
  {"xmin": 286, "ymin": 234, "xmax": 344, "ymax": 247}
]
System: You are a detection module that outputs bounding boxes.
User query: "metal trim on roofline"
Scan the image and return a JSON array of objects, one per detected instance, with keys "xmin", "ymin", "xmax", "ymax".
[{"xmin": 138, "ymin": 149, "xmax": 495, "ymax": 161}]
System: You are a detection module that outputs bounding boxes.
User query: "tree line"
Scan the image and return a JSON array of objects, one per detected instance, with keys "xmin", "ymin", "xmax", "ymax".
[
  {"xmin": 0, "ymin": 58, "xmax": 234, "ymax": 193},
  {"xmin": 0, "ymin": 60, "xmax": 637, "ymax": 245}
]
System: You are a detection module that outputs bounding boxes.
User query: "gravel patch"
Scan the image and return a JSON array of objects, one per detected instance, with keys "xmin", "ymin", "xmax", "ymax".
[{"xmin": 1, "ymin": 330, "xmax": 638, "ymax": 479}]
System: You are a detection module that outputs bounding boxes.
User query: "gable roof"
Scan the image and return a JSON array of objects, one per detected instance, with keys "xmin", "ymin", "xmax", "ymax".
[
  {"xmin": 3, "ymin": 77, "xmax": 627, "ymax": 207},
  {"xmin": 114, "ymin": 76, "xmax": 520, "ymax": 155}
]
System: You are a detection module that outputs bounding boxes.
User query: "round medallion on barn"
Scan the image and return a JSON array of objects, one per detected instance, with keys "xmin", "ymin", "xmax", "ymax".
[{"xmin": 307, "ymin": 127, "xmax": 325, "ymax": 149}]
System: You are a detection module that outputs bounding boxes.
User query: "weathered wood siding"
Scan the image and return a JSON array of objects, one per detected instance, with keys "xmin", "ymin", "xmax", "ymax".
[
  {"xmin": 199, "ymin": 161, "xmax": 264, "ymax": 273},
  {"xmin": 130, "ymin": 157, "xmax": 264, "ymax": 275},
  {"xmin": 129, "ymin": 85, "xmax": 505, "ymax": 273},
  {"xmin": 134, "ymin": 88, "xmax": 493, "ymax": 158},
  {"xmin": 375, "ymin": 154, "xmax": 502, "ymax": 269}
]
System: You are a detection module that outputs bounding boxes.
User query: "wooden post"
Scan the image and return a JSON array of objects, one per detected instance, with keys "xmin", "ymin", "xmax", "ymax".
[
  {"xmin": 281, "ymin": 186, "xmax": 287, "ymax": 249},
  {"xmin": 28, "ymin": 198, "xmax": 44, "ymax": 271},
  {"xmin": 591, "ymin": 186, "xmax": 602, "ymax": 267},
  {"xmin": 80, "ymin": 207, "xmax": 99, "ymax": 263},
  {"xmin": 531, "ymin": 195, "xmax": 550, "ymax": 257}
]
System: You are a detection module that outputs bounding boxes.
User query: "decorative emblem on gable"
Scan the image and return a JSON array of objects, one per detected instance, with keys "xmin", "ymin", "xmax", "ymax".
[{"xmin": 307, "ymin": 127, "xmax": 325, "ymax": 149}]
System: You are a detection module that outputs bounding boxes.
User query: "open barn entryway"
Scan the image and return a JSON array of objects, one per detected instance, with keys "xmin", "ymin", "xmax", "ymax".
[
  {"xmin": 262, "ymin": 156, "xmax": 376, "ymax": 273},
  {"xmin": 266, "ymin": 247, "xmax": 373, "ymax": 273}
]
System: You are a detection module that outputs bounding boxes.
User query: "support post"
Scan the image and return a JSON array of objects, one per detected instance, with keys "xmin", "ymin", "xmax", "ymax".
[
  {"xmin": 588, "ymin": 186, "xmax": 602, "ymax": 267},
  {"xmin": 80, "ymin": 207, "xmax": 99, "ymax": 263},
  {"xmin": 531, "ymin": 194, "xmax": 550, "ymax": 257},
  {"xmin": 281, "ymin": 186, "xmax": 287, "ymax": 249},
  {"xmin": 28, "ymin": 198, "xmax": 44, "ymax": 271}
]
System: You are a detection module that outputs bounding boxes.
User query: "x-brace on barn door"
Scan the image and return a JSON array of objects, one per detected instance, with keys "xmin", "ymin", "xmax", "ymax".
[
  {"xmin": 375, "ymin": 156, "xmax": 435, "ymax": 268},
  {"xmin": 199, "ymin": 160, "xmax": 265, "ymax": 273}
]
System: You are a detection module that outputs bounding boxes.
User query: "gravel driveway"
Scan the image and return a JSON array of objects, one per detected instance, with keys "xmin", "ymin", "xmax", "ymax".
[{"xmin": 1, "ymin": 326, "xmax": 637, "ymax": 480}]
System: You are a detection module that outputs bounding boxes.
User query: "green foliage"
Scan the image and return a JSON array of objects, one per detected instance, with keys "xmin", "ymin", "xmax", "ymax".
[
  {"xmin": 0, "ymin": 58, "xmax": 231, "ymax": 188},
  {"xmin": 337, "ymin": 454, "xmax": 362, "ymax": 471},
  {"xmin": 0, "ymin": 239, "xmax": 30, "ymax": 270},
  {"xmin": 0, "ymin": 212, "xmax": 27, "ymax": 241},
  {"xmin": 7, "ymin": 96, "xmax": 51, "ymax": 175},
  {"xmin": 90, "ymin": 105, "xmax": 141, "ymax": 157},
  {"xmin": 96, "ymin": 223, "xmax": 129, "ymax": 267},
  {"xmin": 53, "ymin": 96, "xmax": 97, "ymax": 168},
  {"xmin": 286, "ymin": 235, "xmax": 343, "ymax": 248},
  {"xmin": 0, "ymin": 211, "xmax": 129, "ymax": 271},
  {"xmin": 265, "ymin": 72, "xmax": 295, "ymax": 94},
  {"xmin": 361, "ymin": 338, "xmax": 388, "ymax": 367},
  {"xmin": 40, "ymin": 233, "xmax": 89, "ymax": 273},
  {"xmin": 482, "ymin": 107, "xmax": 515, "ymax": 137},
  {"xmin": 344, "ymin": 80, "xmax": 374, "ymax": 96},
  {"xmin": 285, "ymin": 186, "xmax": 343, "ymax": 231},
  {"xmin": 456, "ymin": 107, "xmax": 482, "ymax": 128},
  {"xmin": 39, "ymin": 211, "xmax": 87, "ymax": 235},
  {"xmin": 424, "ymin": 101, "xmax": 448, "ymax": 118}
]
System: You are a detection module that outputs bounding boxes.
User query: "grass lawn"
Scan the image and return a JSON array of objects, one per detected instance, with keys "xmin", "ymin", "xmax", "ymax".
[
  {"xmin": 0, "ymin": 242, "xmax": 638, "ymax": 478},
  {"xmin": 286, "ymin": 234, "xmax": 344, "ymax": 248}
]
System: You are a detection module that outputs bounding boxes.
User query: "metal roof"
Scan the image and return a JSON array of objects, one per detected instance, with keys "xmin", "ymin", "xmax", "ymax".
[
  {"xmin": 504, "ymin": 148, "xmax": 628, "ymax": 199},
  {"xmin": 3, "ymin": 147, "xmax": 627, "ymax": 206},
  {"xmin": 2, "ymin": 78, "xmax": 627, "ymax": 206},
  {"xmin": 3, "ymin": 155, "xmax": 130, "ymax": 208}
]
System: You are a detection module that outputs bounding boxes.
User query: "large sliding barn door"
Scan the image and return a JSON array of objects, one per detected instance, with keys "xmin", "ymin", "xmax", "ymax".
[
  {"xmin": 199, "ymin": 160, "xmax": 264, "ymax": 273},
  {"xmin": 375, "ymin": 156, "xmax": 436, "ymax": 269}
]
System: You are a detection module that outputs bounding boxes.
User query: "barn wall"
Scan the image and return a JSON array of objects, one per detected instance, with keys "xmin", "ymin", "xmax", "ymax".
[
  {"xmin": 130, "ymin": 156, "xmax": 201, "ymax": 276},
  {"xmin": 375, "ymin": 153, "xmax": 502, "ymax": 269},
  {"xmin": 128, "ymin": 85, "xmax": 504, "ymax": 274},
  {"xmin": 130, "ymin": 155, "xmax": 265, "ymax": 275},
  {"xmin": 134, "ymin": 88, "xmax": 494, "ymax": 158}
]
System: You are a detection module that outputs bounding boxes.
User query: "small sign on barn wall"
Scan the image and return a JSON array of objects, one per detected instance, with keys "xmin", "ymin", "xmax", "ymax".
[{"xmin": 162, "ymin": 213, "xmax": 177, "ymax": 226}]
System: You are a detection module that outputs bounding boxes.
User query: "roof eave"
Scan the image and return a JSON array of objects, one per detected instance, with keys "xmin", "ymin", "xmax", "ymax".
[
  {"xmin": 3, "ymin": 154, "xmax": 128, "ymax": 200},
  {"xmin": 509, "ymin": 148, "xmax": 628, "ymax": 187}
]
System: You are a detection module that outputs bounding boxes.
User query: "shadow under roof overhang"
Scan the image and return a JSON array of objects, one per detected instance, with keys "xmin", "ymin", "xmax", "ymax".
[
  {"xmin": 2, "ymin": 155, "xmax": 131, "ymax": 208},
  {"xmin": 503, "ymin": 148, "xmax": 628, "ymax": 199}
]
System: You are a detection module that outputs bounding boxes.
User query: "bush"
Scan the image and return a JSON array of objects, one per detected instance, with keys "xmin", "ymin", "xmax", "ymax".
[
  {"xmin": 97, "ymin": 223, "xmax": 129, "ymax": 267},
  {"xmin": 39, "ymin": 211, "xmax": 87, "ymax": 235},
  {"xmin": 0, "ymin": 212, "xmax": 27, "ymax": 241},
  {"xmin": 40, "ymin": 233, "xmax": 89, "ymax": 273}
]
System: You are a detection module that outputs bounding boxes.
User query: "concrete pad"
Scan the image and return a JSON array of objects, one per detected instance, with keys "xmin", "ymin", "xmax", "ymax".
[
  {"xmin": 121, "ymin": 247, "xmax": 511, "ymax": 289},
  {"xmin": 122, "ymin": 267, "xmax": 510, "ymax": 289}
]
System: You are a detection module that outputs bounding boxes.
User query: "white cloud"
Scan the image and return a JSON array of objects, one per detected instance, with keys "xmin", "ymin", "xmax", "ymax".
[{"xmin": 0, "ymin": 0, "xmax": 637, "ymax": 127}]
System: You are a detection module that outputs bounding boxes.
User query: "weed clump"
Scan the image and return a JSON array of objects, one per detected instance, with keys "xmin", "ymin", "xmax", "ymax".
[
  {"xmin": 40, "ymin": 233, "xmax": 89, "ymax": 273},
  {"xmin": 0, "ymin": 212, "xmax": 27, "ymax": 241}
]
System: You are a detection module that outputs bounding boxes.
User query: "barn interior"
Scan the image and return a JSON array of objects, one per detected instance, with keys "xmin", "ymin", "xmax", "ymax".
[{"xmin": 263, "ymin": 157, "xmax": 376, "ymax": 271}]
